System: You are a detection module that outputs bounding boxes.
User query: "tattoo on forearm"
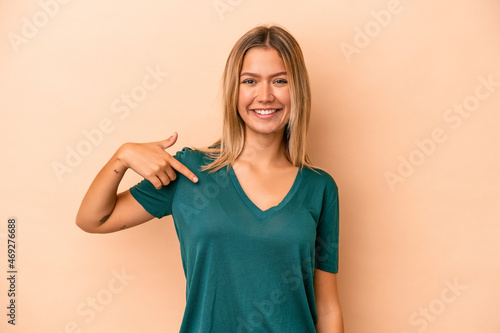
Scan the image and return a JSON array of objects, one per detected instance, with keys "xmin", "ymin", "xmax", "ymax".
[
  {"xmin": 113, "ymin": 169, "xmax": 119, "ymax": 174},
  {"xmin": 100, "ymin": 214, "xmax": 110, "ymax": 223}
]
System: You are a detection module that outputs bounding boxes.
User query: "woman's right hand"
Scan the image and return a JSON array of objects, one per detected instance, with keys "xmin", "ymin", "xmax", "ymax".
[
  {"xmin": 76, "ymin": 131, "xmax": 198, "ymax": 233},
  {"xmin": 116, "ymin": 132, "xmax": 198, "ymax": 189}
]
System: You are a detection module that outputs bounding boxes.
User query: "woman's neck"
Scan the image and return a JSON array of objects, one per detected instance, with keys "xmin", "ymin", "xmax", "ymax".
[{"xmin": 237, "ymin": 129, "xmax": 290, "ymax": 169}]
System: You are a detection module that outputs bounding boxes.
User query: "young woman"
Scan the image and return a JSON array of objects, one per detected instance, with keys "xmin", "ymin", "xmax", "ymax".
[{"xmin": 76, "ymin": 25, "xmax": 343, "ymax": 332}]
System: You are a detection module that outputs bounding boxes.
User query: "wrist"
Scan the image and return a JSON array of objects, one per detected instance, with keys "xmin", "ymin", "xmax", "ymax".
[{"xmin": 113, "ymin": 143, "xmax": 132, "ymax": 171}]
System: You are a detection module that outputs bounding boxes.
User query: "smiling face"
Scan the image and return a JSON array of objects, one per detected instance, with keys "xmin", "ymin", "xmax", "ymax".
[{"xmin": 237, "ymin": 47, "xmax": 291, "ymax": 139}]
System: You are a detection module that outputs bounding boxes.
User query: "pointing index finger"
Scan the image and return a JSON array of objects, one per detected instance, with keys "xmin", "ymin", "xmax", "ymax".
[{"xmin": 170, "ymin": 158, "xmax": 198, "ymax": 183}]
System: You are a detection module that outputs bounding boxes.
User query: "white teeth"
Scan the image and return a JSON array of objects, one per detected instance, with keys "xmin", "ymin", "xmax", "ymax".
[{"xmin": 253, "ymin": 109, "xmax": 279, "ymax": 115}]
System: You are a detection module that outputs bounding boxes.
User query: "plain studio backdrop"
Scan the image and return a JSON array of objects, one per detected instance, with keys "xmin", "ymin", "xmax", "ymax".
[{"xmin": 1, "ymin": 0, "xmax": 499, "ymax": 332}]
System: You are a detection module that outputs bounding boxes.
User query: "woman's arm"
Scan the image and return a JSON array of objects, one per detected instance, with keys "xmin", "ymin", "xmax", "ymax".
[
  {"xmin": 314, "ymin": 269, "xmax": 344, "ymax": 333},
  {"xmin": 75, "ymin": 132, "xmax": 198, "ymax": 234}
]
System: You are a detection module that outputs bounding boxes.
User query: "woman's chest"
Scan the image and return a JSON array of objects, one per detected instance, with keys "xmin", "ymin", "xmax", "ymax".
[{"xmin": 231, "ymin": 165, "xmax": 300, "ymax": 212}]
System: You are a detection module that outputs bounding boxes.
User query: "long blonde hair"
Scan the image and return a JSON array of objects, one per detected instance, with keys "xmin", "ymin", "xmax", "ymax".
[{"xmin": 195, "ymin": 24, "xmax": 314, "ymax": 172}]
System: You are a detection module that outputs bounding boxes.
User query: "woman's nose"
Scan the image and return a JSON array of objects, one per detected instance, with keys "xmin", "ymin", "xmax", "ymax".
[{"xmin": 256, "ymin": 82, "xmax": 274, "ymax": 103}]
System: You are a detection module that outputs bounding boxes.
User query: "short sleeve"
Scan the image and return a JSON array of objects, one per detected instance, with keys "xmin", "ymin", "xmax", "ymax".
[
  {"xmin": 315, "ymin": 187, "xmax": 340, "ymax": 273},
  {"xmin": 129, "ymin": 147, "xmax": 189, "ymax": 219}
]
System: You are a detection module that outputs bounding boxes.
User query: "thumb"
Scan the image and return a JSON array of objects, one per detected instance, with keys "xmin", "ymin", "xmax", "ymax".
[{"xmin": 158, "ymin": 131, "xmax": 178, "ymax": 149}]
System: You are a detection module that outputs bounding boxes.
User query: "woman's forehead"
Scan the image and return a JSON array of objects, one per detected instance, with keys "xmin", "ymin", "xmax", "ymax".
[{"xmin": 240, "ymin": 48, "xmax": 286, "ymax": 74}]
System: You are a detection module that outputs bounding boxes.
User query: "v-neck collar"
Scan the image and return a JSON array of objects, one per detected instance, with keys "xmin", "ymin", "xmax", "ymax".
[{"xmin": 228, "ymin": 166, "xmax": 303, "ymax": 222}]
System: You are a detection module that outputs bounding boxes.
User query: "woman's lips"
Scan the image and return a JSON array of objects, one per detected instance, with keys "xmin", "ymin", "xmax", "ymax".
[{"xmin": 250, "ymin": 108, "xmax": 282, "ymax": 119}]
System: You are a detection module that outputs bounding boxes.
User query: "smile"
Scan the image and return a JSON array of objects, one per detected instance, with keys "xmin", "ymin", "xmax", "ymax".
[{"xmin": 251, "ymin": 109, "xmax": 281, "ymax": 115}]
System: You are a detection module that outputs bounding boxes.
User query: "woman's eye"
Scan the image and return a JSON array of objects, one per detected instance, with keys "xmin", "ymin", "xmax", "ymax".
[
  {"xmin": 275, "ymin": 79, "xmax": 288, "ymax": 84},
  {"xmin": 242, "ymin": 79, "xmax": 256, "ymax": 84}
]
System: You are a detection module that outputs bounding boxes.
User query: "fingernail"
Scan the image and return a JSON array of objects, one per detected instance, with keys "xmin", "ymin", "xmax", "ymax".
[{"xmin": 192, "ymin": 176, "xmax": 198, "ymax": 182}]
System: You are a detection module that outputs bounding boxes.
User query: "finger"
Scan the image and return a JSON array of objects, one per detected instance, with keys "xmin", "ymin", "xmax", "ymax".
[
  {"xmin": 155, "ymin": 170, "xmax": 171, "ymax": 188},
  {"xmin": 164, "ymin": 165, "xmax": 177, "ymax": 181},
  {"xmin": 157, "ymin": 132, "xmax": 178, "ymax": 150},
  {"xmin": 169, "ymin": 158, "xmax": 198, "ymax": 183},
  {"xmin": 148, "ymin": 176, "xmax": 163, "ymax": 190}
]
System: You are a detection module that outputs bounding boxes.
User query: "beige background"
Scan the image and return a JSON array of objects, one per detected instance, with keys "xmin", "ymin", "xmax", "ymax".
[{"xmin": 1, "ymin": 0, "xmax": 499, "ymax": 332}]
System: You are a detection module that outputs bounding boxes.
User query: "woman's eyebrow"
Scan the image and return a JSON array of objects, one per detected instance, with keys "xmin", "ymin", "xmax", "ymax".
[{"xmin": 240, "ymin": 71, "xmax": 287, "ymax": 77}]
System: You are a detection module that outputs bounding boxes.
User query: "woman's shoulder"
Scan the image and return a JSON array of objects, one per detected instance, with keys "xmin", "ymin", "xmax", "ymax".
[
  {"xmin": 174, "ymin": 146, "xmax": 203, "ymax": 158},
  {"xmin": 174, "ymin": 146, "xmax": 219, "ymax": 165},
  {"xmin": 301, "ymin": 165, "xmax": 338, "ymax": 193}
]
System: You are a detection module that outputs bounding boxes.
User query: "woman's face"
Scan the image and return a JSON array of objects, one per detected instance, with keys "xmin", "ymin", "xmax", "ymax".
[{"xmin": 237, "ymin": 47, "xmax": 291, "ymax": 139}]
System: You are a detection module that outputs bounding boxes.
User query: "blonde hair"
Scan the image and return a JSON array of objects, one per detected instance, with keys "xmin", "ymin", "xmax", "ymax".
[{"xmin": 195, "ymin": 24, "xmax": 315, "ymax": 172}]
